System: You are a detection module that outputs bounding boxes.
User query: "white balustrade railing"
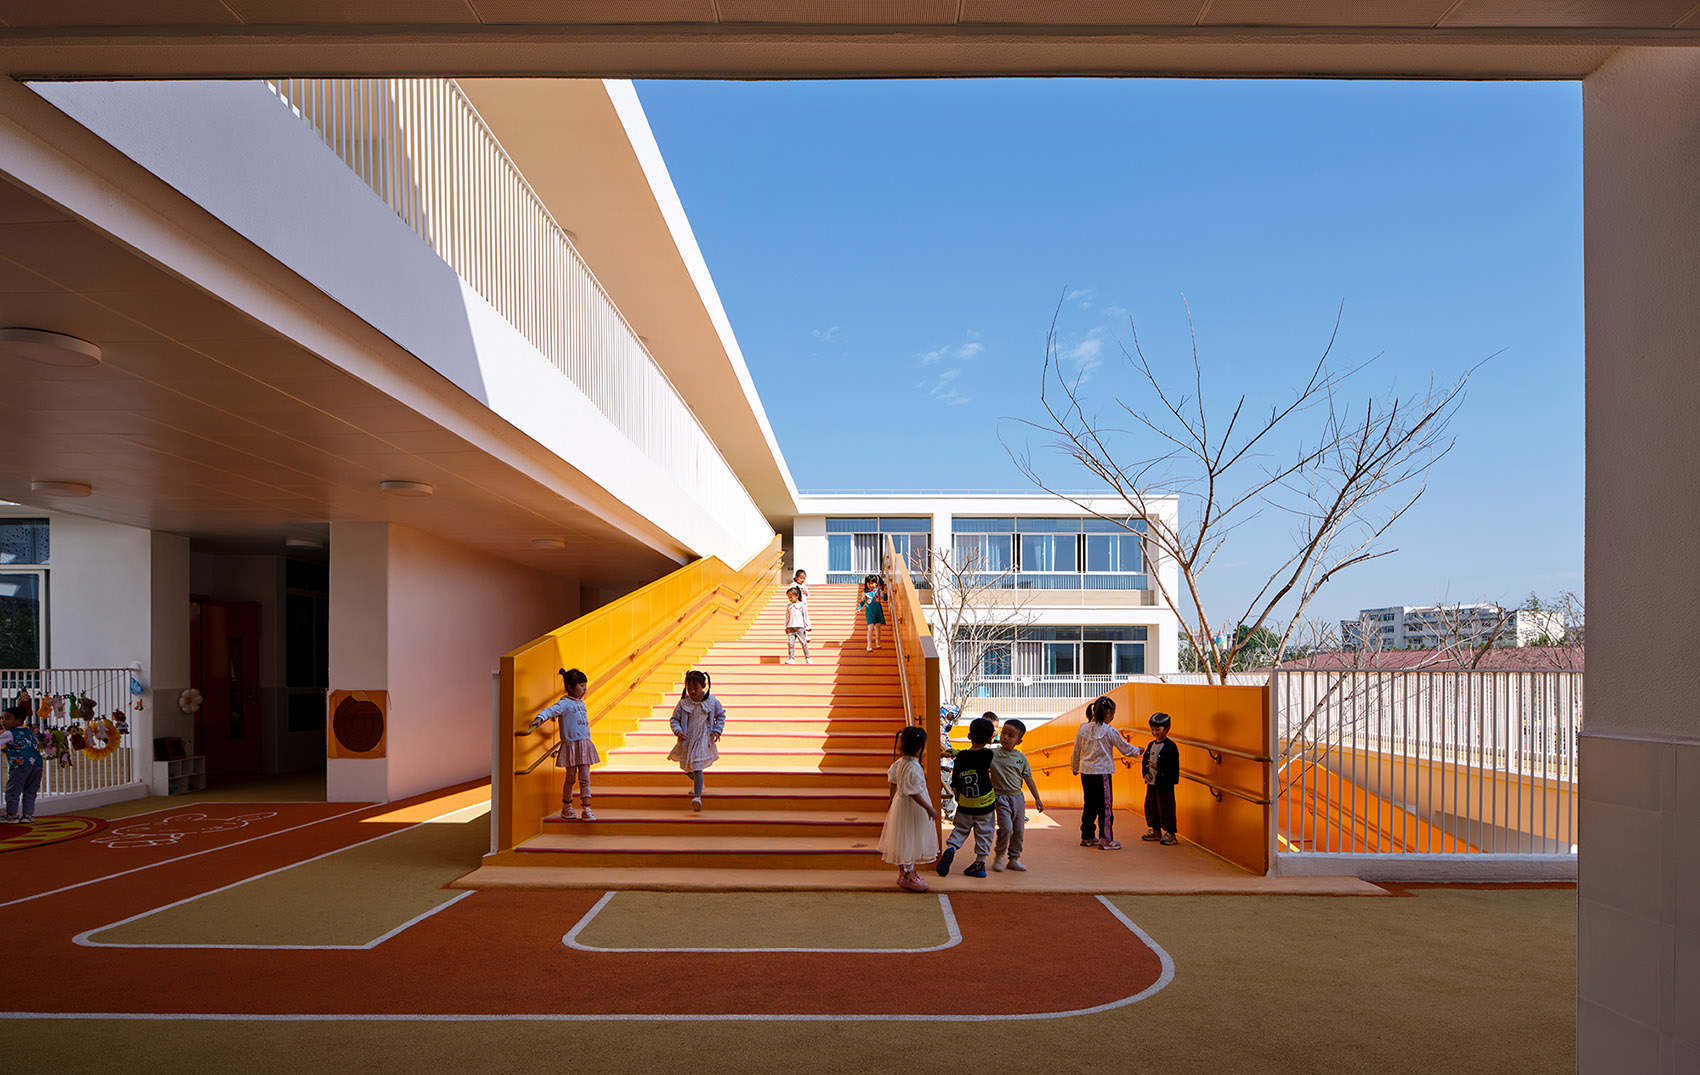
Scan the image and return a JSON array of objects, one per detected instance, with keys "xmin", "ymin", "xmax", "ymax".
[
  {"xmin": 267, "ymin": 77, "xmax": 762, "ymax": 527},
  {"xmin": 1273, "ymin": 668, "xmax": 1581, "ymax": 856},
  {"xmin": 1, "ymin": 668, "xmax": 140, "ymax": 800}
]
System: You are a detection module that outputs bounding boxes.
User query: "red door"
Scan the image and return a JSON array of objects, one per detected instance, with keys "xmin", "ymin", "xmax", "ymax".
[{"xmin": 198, "ymin": 600, "xmax": 262, "ymax": 776}]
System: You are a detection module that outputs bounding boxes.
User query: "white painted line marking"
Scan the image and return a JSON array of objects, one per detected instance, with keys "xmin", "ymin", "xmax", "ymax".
[
  {"xmin": 6, "ymin": 894, "xmax": 1173, "ymax": 1022},
  {"xmin": 73, "ymin": 803, "xmax": 489, "ymax": 950},
  {"xmin": 562, "ymin": 891, "xmax": 962, "ymax": 953},
  {"xmin": 1, "ymin": 804, "xmax": 379, "ymax": 910}
]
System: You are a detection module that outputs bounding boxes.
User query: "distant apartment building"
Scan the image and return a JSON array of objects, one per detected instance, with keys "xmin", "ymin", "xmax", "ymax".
[{"xmin": 1341, "ymin": 603, "xmax": 1566, "ymax": 650}]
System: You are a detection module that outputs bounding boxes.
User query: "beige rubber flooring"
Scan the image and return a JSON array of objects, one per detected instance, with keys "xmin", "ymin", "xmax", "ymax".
[{"xmin": 462, "ymin": 809, "xmax": 1385, "ymax": 895}]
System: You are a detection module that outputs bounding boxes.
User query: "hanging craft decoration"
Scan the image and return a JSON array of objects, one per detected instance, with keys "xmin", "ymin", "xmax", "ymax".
[
  {"xmin": 82, "ymin": 716, "xmax": 123, "ymax": 761},
  {"xmin": 39, "ymin": 727, "xmax": 73, "ymax": 768},
  {"xmin": 178, "ymin": 688, "xmax": 203, "ymax": 715},
  {"xmin": 74, "ymin": 693, "xmax": 96, "ymax": 723}
]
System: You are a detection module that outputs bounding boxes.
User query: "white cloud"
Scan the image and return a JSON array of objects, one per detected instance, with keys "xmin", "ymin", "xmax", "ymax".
[
  {"xmin": 918, "ymin": 332, "xmax": 984, "ymax": 366},
  {"xmin": 1067, "ymin": 287, "xmax": 1097, "ymax": 310},
  {"xmin": 1063, "ymin": 337, "xmax": 1104, "ymax": 382},
  {"xmin": 925, "ymin": 367, "xmax": 971, "ymax": 406},
  {"xmin": 811, "ymin": 325, "xmax": 843, "ymax": 343}
]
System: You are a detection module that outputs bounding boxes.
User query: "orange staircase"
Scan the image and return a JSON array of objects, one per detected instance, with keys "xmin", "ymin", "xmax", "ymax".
[{"xmin": 505, "ymin": 584, "xmax": 905, "ymax": 871}]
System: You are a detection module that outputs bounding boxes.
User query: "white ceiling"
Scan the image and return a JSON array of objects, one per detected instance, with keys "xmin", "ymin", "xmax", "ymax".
[{"xmin": 0, "ymin": 175, "xmax": 680, "ymax": 586}]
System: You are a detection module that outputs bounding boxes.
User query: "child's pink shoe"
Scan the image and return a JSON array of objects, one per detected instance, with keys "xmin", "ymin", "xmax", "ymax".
[{"xmin": 898, "ymin": 869, "xmax": 930, "ymax": 892}]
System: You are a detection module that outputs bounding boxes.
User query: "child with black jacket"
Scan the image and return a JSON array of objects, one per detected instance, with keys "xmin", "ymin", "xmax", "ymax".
[
  {"xmin": 1141, "ymin": 711, "xmax": 1181, "ymax": 845},
  {"xmin": 937, "ymin": 716, "xmax": 997, "ymax": 878}
]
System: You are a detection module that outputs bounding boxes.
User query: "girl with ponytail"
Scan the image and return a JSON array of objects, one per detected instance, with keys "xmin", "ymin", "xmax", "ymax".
[
  {"xmin": 527, "ymin": 668, "xmax": 599, "ymax": 820},
  {"xmin": 668, "ymin": 670, "xmax": 726, "ymax": 812}
]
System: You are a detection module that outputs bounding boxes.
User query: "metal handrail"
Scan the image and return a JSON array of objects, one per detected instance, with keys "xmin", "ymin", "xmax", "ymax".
[
  {"xmin": 1169, "ymin": 735, "xmax": 1272, "ymax": 764},
  {"xmin": 1180, "ymin": 772, "xmax": 1271, "ymax": 805}
]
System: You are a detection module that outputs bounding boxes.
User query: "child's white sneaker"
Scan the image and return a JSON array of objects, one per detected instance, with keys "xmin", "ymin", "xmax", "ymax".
[
  {"xmin": 991, "ymin": 855, "xmax": 1006, "ymax": 872},
  {"xmin": 784, "ymin": 659, "xmax": 795, "ymax": 665},
  {"xmin": 691, "ymin": 796, "xmax": 703, "ymax": 813},
  {"xmin": 579, "ymin": 808, "xmax": 597, "ymax": 821},
  {"xmin": 1007, "ymin": 859, "xmax": 1028, "ymax": 871}
]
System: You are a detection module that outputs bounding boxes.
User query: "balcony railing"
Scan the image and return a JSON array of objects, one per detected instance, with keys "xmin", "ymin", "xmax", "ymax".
[
  {"xmin": 267, "ymin": 78, "xmax": 761, "ymax": 525},
  {"xmin": 1273, "ymin": 668, "xmax": 1582, "ymax": 856}
]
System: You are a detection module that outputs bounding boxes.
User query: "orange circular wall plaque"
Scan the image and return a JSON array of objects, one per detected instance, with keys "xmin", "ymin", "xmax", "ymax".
[{"xmin": 326, "ymin": 690, "xmax": 387, "ymax": 759}]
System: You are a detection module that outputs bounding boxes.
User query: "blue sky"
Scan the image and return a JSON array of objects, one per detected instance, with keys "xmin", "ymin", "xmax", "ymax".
[{"xmin": 636, "ymin": 78, "xmax": 1584, "ymax": 630}]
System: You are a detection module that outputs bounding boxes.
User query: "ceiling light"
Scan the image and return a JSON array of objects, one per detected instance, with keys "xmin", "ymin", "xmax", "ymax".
[
  {"xmin": 0, "ymin": 328, "xmax": 102, "ymax": 368},
  {"xmin": 285, "ymin": 537, "xmax": 325, "ymax": 550},
  {"xmin": 530, "ymin": 538, "xmax": 566, "ymax": 551},
  {"xmin": 379, "ymin": 480, "xmax": 433, "ymax": 497},
  {"xmin": 32, "ymin": 480, "xmax": 92, "ymax": 497}
]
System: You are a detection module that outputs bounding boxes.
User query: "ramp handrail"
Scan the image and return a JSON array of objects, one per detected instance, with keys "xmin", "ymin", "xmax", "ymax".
[{"xmin": 495, "ymin": 536, "xmax": 781, "ymax": 850}]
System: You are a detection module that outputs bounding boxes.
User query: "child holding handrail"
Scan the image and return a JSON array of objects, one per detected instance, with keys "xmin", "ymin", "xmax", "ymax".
[{"xmin": 528, "ymin": 668, "xmax": 600, "ymax": 821}]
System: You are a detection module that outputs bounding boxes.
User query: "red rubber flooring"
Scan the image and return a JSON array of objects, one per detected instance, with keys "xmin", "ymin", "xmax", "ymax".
[{"xmin": 11, "ymin": 789, "xmax": 1169, "ymax": 1020}]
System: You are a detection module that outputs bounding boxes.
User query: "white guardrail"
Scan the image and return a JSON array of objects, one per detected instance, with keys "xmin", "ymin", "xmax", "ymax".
[
  {"xmin": 266, "ymin": 77, "xmax": 762, "ymax": 528},
  {"xmin": 1273, "ymin": 668, "xmax": 1581, "ymax": 858},
  {"xmin": 1, "ymin": 668, "xmax": 140, "ymax": 800}
]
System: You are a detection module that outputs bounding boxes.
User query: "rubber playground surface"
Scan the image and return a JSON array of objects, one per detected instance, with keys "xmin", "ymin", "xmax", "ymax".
[{"xmin": 5, "ymin": 782, "xmax": 1577, "ymax": 1074}]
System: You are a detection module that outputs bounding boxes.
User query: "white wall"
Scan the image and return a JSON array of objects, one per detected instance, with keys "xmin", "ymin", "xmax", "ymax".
[
  {"xmin": 16, "ymin": 510, "xmax": 188, "ymax": 783},
  {"xmin": 1580, "ymin": 47, "xmax": 1700, "ymax": 1074},
  {"xmin": 326, "ymin": 522, "xmax": 578, "ymax": 803}
]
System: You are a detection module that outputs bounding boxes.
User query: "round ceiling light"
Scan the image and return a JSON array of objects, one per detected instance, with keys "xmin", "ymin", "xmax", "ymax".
[
  {"xmin": 31, "ymin": 480, "xmax": 92, "ymax": 498},
  {"xmin": 530, "ymin": 538, "xmax": 567, "ymax": 551},
  {"xmin": 285, "ymin": 537, "xmax": 325, "ymax": 550},
  {"xmin": 379, "ymin": 480, "xmax": 434, "ymax": 497},
  {"xmin": 0, "ymin": 328, "xmax": 102, "ymax": 368}
]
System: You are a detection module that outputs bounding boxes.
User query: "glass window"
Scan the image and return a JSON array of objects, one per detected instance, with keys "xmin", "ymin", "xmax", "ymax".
[
  {"xmin": 1112, "ymin": 643, "xmax": 1146, "ymax": 675},
  {"xmin": 1014, "ymin": 517, "xmax": 1082, "ymax": 533},
  {"xmin": 1019, "ymin": 533, "xmax": 1076, "ymax": 572},
  {"xmin": 1021, "ymin": 626, "xmax": 1084, "ymax": 642},
  {"xmin": 1042, "ymin": 642, "xmax": 1077, "ymax": 676},
  {"xmin": 1085, "ymin": 533, "xmax": 1143, "ymax": 572},
  {"xmin": 982, "ymin": 644, "xmax": 1012, "ymax": 678},
  {"xmin": 953, "ymin": 533, "xmax": 1011, "ymax": 572},
  {"xmin": 826, "ymin": 517, "xmax": 878, "ymax": 533},
  {"xmin": 0, "ymin": 519, "xmax": 49, "ymax": 565},
  {"xmin": 827, "ymin": 534, "xmax": 851, "ymax": 572},
  {"xmin": 1084, "ymin": 626, "xmax": 1149, "ymax": 642},
  {"xmin": 1082, "ymin": 517, "xmax": 1147, "ymax": 534},
  {"xmin": 0, "ymin": 571, "xmax": 46, "ymax": 667},
  {"xmin": 951, "ymin": 517, "xmax": 1015, "ymax": 533}
]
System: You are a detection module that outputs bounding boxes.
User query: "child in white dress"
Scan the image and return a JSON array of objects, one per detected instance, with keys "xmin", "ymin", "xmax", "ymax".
[
  {"xmin": 668, "ymin": 669, "xmax": 725, "ymax": 812},
  {"xmin": 879, "ymin": 725, "xmax": 940, "ymax": 891}
]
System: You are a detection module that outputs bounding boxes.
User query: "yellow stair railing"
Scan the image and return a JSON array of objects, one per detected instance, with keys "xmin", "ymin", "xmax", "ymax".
[
  {"xmin": 882, "ymin": 535, "xmax": 942, "ymax": 837},
  {"xmin": 495, "ymin": 535, "xmax": 781, "ymax": 851}
]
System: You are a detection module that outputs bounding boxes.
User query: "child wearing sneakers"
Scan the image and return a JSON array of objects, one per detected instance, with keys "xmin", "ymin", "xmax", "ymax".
[
  {"xmin": 783, "ymin": 585, "xmax": 811, "ymax": 664},
  {"xmin": 991, "ymin": 717, "xmax": 1044, "ymax": 872},
  {"xmin": 1141, "ymin": 711, "xmax": 1181, "ymax": 845},
  {"xmin": 936, "ymin": 716, "xmax": 997, "ymax": 878},
  {"xmin": 1, "ymin": 707, "xmax": 44, "ymax": 823}
]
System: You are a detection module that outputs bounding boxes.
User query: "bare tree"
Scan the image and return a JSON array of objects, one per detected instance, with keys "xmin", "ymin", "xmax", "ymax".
[
  {"xmin": 925, "ymin": 542, "xmax": 1038, "ymax": 733},
  {"xmin": 1011, "ymin": 298, "xmax": 1478, "ymax": 684}
]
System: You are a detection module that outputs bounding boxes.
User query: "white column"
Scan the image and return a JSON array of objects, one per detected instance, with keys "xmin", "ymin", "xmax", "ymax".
[
  {"xmin": 1581, "ymin": 46, "xmax": 1700, "ymax": 1073},
  {"xmin": 326, "ymin": 522, "xmax": 390, "ymax": 802}
]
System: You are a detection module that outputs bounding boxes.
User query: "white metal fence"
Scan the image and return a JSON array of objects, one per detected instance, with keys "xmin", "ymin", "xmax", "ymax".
[
  {"xmin": 266, "ymin": 77, "xmax": 762, "ymax": 528},
  {"xmin": 1, "ymin": 668, "xmax": 139, "ymax": 799},
  {"xmin": 1273, "ymin": 669, "xmax": 1582, "ymax": 855}
]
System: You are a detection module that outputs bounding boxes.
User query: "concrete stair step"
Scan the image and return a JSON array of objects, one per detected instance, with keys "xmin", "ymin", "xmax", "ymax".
[
  {"xmin": 539, "ymin": 806, "xmax": 884, "ymax": 838},
  {"xmin": 611, "ymin": 748, "xmax": 899, "ymax": 767},
  {"xmin": 585, "ymin": 783, "xmax": 890, "ymax": 810},
  {"xmin": 619, "ymin": 730, "xmax": 899, "ymax": 750},
  {"xmin": 503, "ymin": 833, "xmax": 884, "ymax": 870},
  {"xmin": 591, "ymin": 765, "xmax": 891, "ymax": 787}
]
